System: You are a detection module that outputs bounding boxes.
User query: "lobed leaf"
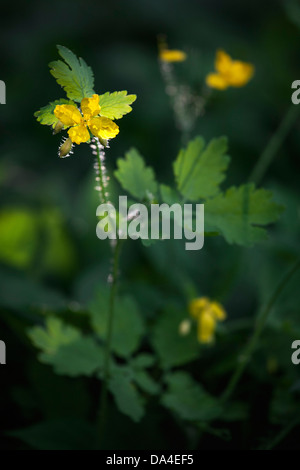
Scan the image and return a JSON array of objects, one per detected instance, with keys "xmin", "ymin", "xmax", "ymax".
[
  {"xmin": 99, "ymin": 91, "xmax": 136, "ymax": 119},
  {"xmin": 49, "ymin": 45, "xmax": 94, "ymax": 102},
  {"xmin": 151, "ymin": 308, "xmax": 199, "ymax": 369},
  {"xmin": 40, "ymin": 337, "xmax": 104, "ymax": 377},
  {"xmin": 108, "ymin": 366, "xmax": 145, "ymax": 422},
  {"xmin": 28, "ymin": 317, "xmax": 80, "ymax": 355},
  {"xmin": 161, "ymin": 372, "xmax": 222, "ymax": 422},
  {"xmin": 89, "ymin": 287, "xmax": 144, "ymax": 358},
  {"xmin": 34, "ymin": 99, "xmax": 75, "ymax": 127},
  {"xmin": 173, "ymin": 136, "xmax": 230, "ymax": 201},
  {"xmin": 115, "ymin": 148, "xmax": 158, "ymax": 201},
  {"xmin": 205, "ymin": 184, "xmax": 284, "ymax": 246}
]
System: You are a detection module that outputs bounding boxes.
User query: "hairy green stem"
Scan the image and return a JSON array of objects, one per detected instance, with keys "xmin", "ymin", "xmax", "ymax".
[
  {"xmin": 221, "ymin": 258, "xmax": 300, "ymax": 402},
  {"xmin": 249, "ymin": 105, "xmax": 299, "ymax": 186},
  {"xmin": 91, "ymin": 137, "xmax": 122, "ymax": 445},
  {"xmin": 92, "ymin": 138, "xmax": 108, "ymax": 204},
  {"xmin": 99, "ymin": 238, "xmax": 122, "ymax": 446}
]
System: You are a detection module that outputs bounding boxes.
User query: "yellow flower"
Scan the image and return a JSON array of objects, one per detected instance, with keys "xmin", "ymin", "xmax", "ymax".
[
  {"xmin": 159, "ymin": 49, "xmax": 187, "ymax": 63},
  {"xmin": 54, "ymin": 94, "xmax": 119, "ymax": 145},
  {"xmin": 189, "ymin": 297, "xmax": 226, "ymax": 344},
  {"xmin": 206, "ymin": 50, "xmax": 254, "ymax": 90}
]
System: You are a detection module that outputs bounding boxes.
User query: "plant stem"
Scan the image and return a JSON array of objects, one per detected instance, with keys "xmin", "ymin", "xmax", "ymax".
[
  {"xmin": 249, "ymin": 104, "xmax": 299, "ymax": 186},
  {"xmin": 104, "ymin": 238, "xmax": 122, "ymax": 382},
  {"xmin": 262, "ymin": 417, "xmax": 300, "ymax": 450},
  {"xmin": 91, "ymin": 138, "xmax": 108, "ymax": 204},
  {"xmin": 221, "ymin": 258, "xmax": 300, "ymax": 402},
  {"xmin": 91, "ymin": 137, "xmax": 121, "ymax": 445},
  {"xmin": 99, "ymin": 237, "xmax": 122, "ymax": 445}
]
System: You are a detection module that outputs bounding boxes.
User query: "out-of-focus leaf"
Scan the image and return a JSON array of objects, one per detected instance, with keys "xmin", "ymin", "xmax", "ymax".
[
  {"xmin": 130, "ymin": 354, "xmax": 159, "ymax": 395},
  {"xmin": 0, "ymin": 207, "xmax": 76, "ymax": 277},
  {"xmin": 89, "ymin": 287, "xmax": 144, "ymax": 358},
  {"xmin": 161, "ymin": 372, "xmax": 222, "ymax": 422},
  {"xmin": 151, "ymin": 307, "xmax": 199, "ymax": 369},
  {"xmin": 109, "ymin": 366, "xmax": 145, "ymax": 422},
  {"xmin": 41, "ymin": 209, "xmax": 77, "ymax": 277},
  {"xmin": 270, "ymin": 386, "xmax": 299, "ymax": 424},
  {"xmin": 115, "ymin": 148, "xmax": 158, "ymax": 200},
  {"xmin": 0, "ymin": 268, "xmax": 67, "ymax": 312},
  {"xmin": 205, "ymin": 184, "xmax": 284, "ymax": 246},
  {"xmin": 221, "ymin": 401, "xmax": 249, "ymax": 422},
  {"xmin": 130, "ymin": 354, "xmax": 156, "ymax": 369},
  {"xmin": 8, "ymin": 419, "xmax": 97, "ymax": 450},
  {"xmin": 40, "ymin": 337, "xmax": 104, "ymax": 377},
  {"xmin": 28, "ymin": 317, "xmax": 80, "ymax": 355},
  {"xmin": 0, "ymin": 209, "xmax": 38, "ymax": 268},
  {"xmin": 134, "ymin": 370, "xmax": 159, "ymax": 395}
]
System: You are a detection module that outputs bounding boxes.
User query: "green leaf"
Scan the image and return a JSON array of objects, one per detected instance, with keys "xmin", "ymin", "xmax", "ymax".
[
  {"xmin": 40, "ymin": 337, "xmax": 104, "ymax": 377},
  {"xmin": 134, "ymin": 370, "xmax": 160, "ymax": 395},
  {"xmin": 49, "ymin": 45, "xmax": 94, "ymax": 102},
  {"xmin": 130, "ymin": 354, "xmax": 156, "ymax": 369},
  {"xmin": 28, "ymin": 317, "xmax": 80, "ymax": 355},
  {"xmin": 205, "ymin": 184, "xmax": 284, "ymax": 246},
  {"xmin": 221, "ymin": 401, "xmax": 249, "ymax": 422},
  {"xmin": 173, "ymin": 136, "xmax": 230, "ymax": 201},
  {"xmin": 89, "ymin": 288, "xmax": 144, "ymax": 358},
  {"xmin": 40, "ymin": 209, "xmax": 77, "ymax": 277},
  {"xmin": 151, "ymin": 308, "xmax": 199, "ymax": 369},
  {"xmin": 115, "ymin": 149, "xmax": 158, "ymax": 201},
  {"xmin": 130, "ymin": 354, "xmax": 159, "ymax": 395},
  {"xmin": 162, "ymin": 372, "xmax": 222, "ymax": 422},
  {"xmin": 99, "ymin": 91, "xmax": 136, "ymax": 119},
  {"xmin": 160, "ymin": 184, "xmax": 181, "ymax": 205},
  {"xmin": 8, "ymin": 419, "xmax": 97, "ymax": 450},
  {"xmin": 0, "ymin": 209, "xmax": 38, "ymax": 268},
  {"xmin": 0, "ymin": 268, "xmax": 67, "ymax": 312},
  {"xmin": 34, "ymin": 99, "xmax": 75, "ymax": 127},
  {"xmin": 109, "ymin": 366, "xmax": 145, "ymax": 422}
]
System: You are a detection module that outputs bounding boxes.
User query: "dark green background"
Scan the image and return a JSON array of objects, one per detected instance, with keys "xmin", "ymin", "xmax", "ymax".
[{"xmin": 0, "ymin": 0, "xmax": 300, "ymax": 450}]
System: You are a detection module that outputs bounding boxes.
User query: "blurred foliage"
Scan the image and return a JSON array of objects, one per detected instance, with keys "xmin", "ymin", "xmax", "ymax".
[{"xmin": 0, "ymin": 0, "xmax": 300, "ymax": 451}]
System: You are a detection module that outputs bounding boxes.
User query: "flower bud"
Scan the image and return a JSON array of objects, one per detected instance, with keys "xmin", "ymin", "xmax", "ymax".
[
  {"xmin": 179, "ymin": 319, "xmax": 191, "ymax": 336},
  {"xmin": 59, "ymin": 137, "xmax": 73, "ymax": 158},
  {"xmin": 53, "ymin": 120, "xmax": 64, "ymax": 135},
  {"xmin": 99, "ymin": 137, "xmax": 109, "ymax": 148}
]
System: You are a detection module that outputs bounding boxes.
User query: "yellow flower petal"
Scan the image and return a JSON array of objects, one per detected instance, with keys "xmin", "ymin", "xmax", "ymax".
[
  {"xmin": 68, "ymin": 124, "xmax": 90, "ymax": 144},
  {"xmin": 226, "ymin": 61, "xmax": 254, "ymax": 87},
  {"xmin": 189, "ymin": 297, "xmax": 210, "ymax": 319},
  {"xmin": 209, "ymin": 301, "xmax": 226, "ymax": 321},
  {"xmin": 88, "ymin": 117, "xmax": 119, "ymax": 140},
  {"xmin": 206, "ymin": 73, "xmax": 229, "ymax": 90},
  {"xmin": 215, "ymin": 49, "xmax": 233, "ymax": 75},
  {"xmin": 81, "ymin": 94, "xmax": 101, "ymax": 120},
  {"xmin": 159, "ymin": 49, "xmax": 187, "ymax": 63},
  {"xmin": 198, "ymin": 311, "xmax": 216, "ymax": 344},
  {"xmin": 206, "ymin": 49, "xmax": 254, "ymax": 90},
  {"xmin": 54, "ymin": 104, "xmax": 82, "ymax": 127}
]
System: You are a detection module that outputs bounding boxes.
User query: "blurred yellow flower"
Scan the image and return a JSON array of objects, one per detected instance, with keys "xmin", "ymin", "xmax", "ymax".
[
  {"xmin": 54, "ymin": 94, "xmax": 119, "ymax": 145},
  {"xmin": 206, "ymin": 50, "xmax": 254, "ymax": 90},
  {"xmin": 189, "ymin": 297, "xmax": 226, "ymax": 344},
  {"xmin": 159, "ymin": 49, "xmax": 187, "ymax": 63}
]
